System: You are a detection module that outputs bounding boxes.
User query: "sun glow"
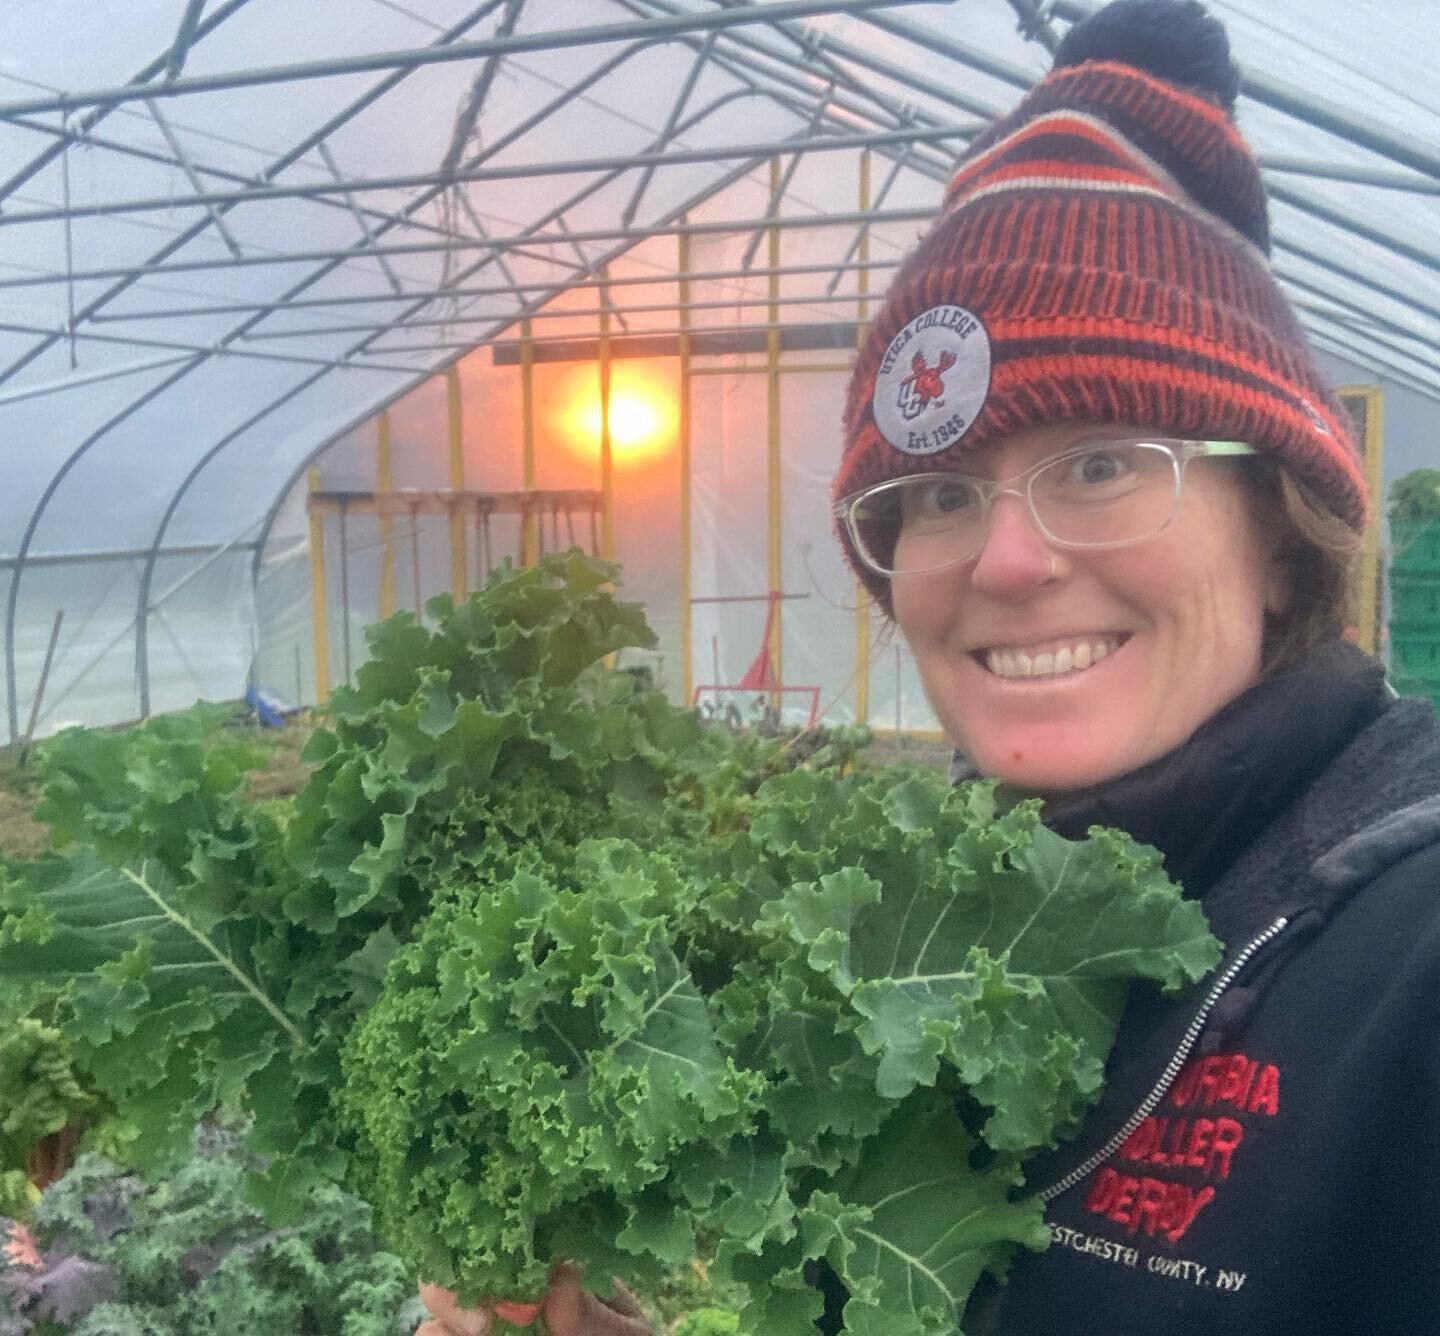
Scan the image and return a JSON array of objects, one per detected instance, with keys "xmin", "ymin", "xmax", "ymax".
[
  {"xmin": 581, "ymin": 394, "xmax": 659, "ymax": 452},
  {"xmin": 554, "ymin": 364, "xmax": 677, "ymax": 466}
]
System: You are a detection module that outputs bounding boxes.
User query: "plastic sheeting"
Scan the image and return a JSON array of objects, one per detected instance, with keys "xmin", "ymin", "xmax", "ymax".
[{"xmin": 258, "ymin": 177, "xmax": 950, "ymax": 732}]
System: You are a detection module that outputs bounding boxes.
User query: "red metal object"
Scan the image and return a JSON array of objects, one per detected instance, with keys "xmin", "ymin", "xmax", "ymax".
[
  {"xmin": 737, "ymin": 589, "xmax": 782, "ymax": 690},
  {"xmin": 691, "ymin": 590, "xmax": 820, "ymax": 726}
]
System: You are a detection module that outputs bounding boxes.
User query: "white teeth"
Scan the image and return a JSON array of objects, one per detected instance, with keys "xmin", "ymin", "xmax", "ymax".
[{"xmin": 983, "ymin": 637, "xmax": 1123, "ymax": 680}]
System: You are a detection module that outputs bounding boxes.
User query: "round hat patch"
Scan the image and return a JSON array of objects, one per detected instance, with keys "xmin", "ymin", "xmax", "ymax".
[{"xmin": 873, "ymin": 304, "xmax": 990, "ymax": 456}]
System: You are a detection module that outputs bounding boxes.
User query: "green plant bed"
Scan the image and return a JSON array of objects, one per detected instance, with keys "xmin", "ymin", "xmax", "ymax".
[
  {"xmin": 1389, "ymin": 468, "xmax": 1440, "ymax": 525},
  {"xmin": 1390, "ymin": 577, "xmax": 1440, "ymax": 629},
  {"xmin": 1390, "ymin": 519, "xmax": 1440, "ymax": 574},
  {"xmin": 0, "ymin": 1124, "xmax": 422, "ymax": 1335}
]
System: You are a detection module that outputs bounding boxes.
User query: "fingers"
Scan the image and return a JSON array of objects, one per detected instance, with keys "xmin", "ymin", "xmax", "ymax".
[
  {"xmin": 541, "ymin": 1264, "xmax": 652, "ymax": 1335},
  {"xmin": 417, "ymin": 1282, "xmax": 491, "ymax": 1336},
  {"xmin": 606, "ymin": 1278, "xmax": 647, "ymax": 1320},
  {"xmin": 418, "ymin": 1268, "xmax": 648, "ymax": 1336},
  {"xmin": 539, "ymin": 1264, "xmax": 586, "ymax": 1333}
]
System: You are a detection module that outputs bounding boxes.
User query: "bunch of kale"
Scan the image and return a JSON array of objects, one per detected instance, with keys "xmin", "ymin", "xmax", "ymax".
[{"xmin": 0, "ymin": 553, "xmax": 1218, "ymax": 1334}]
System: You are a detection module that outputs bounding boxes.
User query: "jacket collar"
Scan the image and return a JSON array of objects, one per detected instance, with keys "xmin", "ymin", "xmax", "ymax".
[{"xmin": 1035, "ymin": 640, "xmax": 1393, "ymax": 907}]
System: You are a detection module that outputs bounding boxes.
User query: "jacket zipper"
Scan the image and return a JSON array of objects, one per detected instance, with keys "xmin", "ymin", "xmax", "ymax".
[{"xmin": 1038, "ymin": 913, "xmax": 1293, "ymax": 1204}]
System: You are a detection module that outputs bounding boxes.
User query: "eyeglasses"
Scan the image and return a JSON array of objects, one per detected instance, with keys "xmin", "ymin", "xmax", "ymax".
[{"xmin": 835, "ymin": 439, "xmax": 1257, "ymax": 577}]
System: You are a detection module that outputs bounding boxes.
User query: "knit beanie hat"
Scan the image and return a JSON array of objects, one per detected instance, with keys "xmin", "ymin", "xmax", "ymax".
[{"xmin": 835, "ymin": 0, "xmax": 1369, "ymax": 602}]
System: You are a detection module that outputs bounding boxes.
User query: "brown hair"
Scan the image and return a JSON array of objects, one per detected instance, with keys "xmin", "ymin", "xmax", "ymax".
[{"xmin": 1250, "ymin": 458, "xmax": 1363, "ymax": 677}]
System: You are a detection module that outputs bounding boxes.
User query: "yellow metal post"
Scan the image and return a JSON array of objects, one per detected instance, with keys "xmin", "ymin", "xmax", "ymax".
[
  {"xmin": 679, "ymin": 227, "xmax": 695, "ymax": 705},
  {"xmin": 854, "ymin": 149, "xmax": 873, "ymax": 726},
  {"xmin": 307, "ymin": 467, "xmax": 331, "ymax": 704},
  {"xmin": 1339, "ymin": 384, "xmax": 1385, "ymax": 654},
  {"xmin": 447, "ymin": 366, "xmax": 466, "ymax": 600},
  {"xmin": 521, "ymin": 319, "xmax": 538, "ymax": 566},
  {"xmin": 377, "ymin": 410, "xmax": 395, "ymax": 617},
  {"xmin": 766, "ymin": 159, "xmax": 783, "ymax": 702},
  {"xmin": 599, "ymin": 268, "xmax": 615, "ymax": 562}
]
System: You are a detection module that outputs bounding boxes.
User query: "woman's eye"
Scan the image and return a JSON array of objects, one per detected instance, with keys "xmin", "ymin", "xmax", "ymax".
[
  {"xmin": 913, "ymin": 478, "xmax": 979, "ymax": 516},
  {"xmin": 1064, "ymin": 449, "xmax": 1132, "ymax": 486}
]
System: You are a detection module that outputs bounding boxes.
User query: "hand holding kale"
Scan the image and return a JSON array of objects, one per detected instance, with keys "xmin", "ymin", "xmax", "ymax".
[{"xmin": 416, "ymin": 1266, "xmax": 650, "ymax": 1336}]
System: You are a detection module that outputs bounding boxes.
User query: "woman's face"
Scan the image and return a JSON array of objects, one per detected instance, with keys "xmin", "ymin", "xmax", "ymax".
[{"xmin": 890, "ymin": 423, "xmax": 1286, "ymax": 794}]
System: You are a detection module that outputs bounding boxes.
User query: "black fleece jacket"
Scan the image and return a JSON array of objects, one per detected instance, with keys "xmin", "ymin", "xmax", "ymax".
[{"xmin": 961, "ymin": 641, "xmax": 1440, "ymax": 1334}]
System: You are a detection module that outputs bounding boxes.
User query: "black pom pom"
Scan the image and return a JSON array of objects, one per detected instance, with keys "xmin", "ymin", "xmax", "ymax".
[{"xmin": 1053, "ymin": 0, "xmax": 1241, "ymax": 112}]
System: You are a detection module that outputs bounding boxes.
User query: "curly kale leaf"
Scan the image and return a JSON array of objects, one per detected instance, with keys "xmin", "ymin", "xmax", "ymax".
[
  {"xmin": 756, "ymin": 771, "xmax": 1220, "ymax": 1154},
  {"xmin": 342, "ymin": 767, "xmax": 1217, "ymax": 1332},
  {"xmin": 337, "ymin": 839, "xmax": 767, "ymax": 1302},
  {"xmin": 798, "ymin": 1091, "xmax": 1049, "ymax": 1336},
  {"xmin": 0, "ymin": 554, "xmax": 715, "ymax": 1221},
  {"xmin": 1, "ymin": 1132, "xmax": 414, "ymax": 1336},
  {"xmin": 0, "ymin": 852, "xmax": 306, "ymax": 1181},
  {"xmin": 33, "ymin": 703, "xmax": 270, "ymax": 906}
]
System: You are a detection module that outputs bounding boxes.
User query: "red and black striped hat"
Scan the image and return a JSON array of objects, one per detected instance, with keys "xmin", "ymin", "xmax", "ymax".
[{"xmin": 835, "ymin": 0, "xmax": 1367, "ymax": 595}]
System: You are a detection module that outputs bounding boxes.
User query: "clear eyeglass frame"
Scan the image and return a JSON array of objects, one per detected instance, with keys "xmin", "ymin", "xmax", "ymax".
[{"xmin": 835, "ymin": 438, "xmax": 1257, "ymax": 578}]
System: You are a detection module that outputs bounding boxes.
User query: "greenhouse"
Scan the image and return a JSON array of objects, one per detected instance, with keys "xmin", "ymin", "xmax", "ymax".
[
  {"xmin": 0, "ymin": 0, "xmax": 1436, "ymax": 744},
  {"xmin": 7, "ymin": 3, "xmax": 1440, "ymax": 1333}
]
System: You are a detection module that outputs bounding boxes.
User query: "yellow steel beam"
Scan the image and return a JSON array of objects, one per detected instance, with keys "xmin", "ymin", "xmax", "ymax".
[
  {"xmin": 307, "ymin": 467, "xmax": 331, "ymax": 704},
  {"xmin": 1339, "ymin": 383, "xmax": 1385, "ymax": 654},
  {"xmin": 767, "ymin": 158, "xmax": 783, "ymax": 703},
  {"xmin": 521, "ymin": 318, "xmax": 538, "ymax": 566},
  {"xmin": 377, "ymin": 410, "xmax": 395, "ymax": 617},
  {"xmin": 447, "ymin": 366, "xmax": 466, "ymax": 599},
  {"xmin": 854, "ymin": 149, "xmax": 872, "ymax": 727},
  {"xmin": 599, "ymin": 268, "xmax": 615, "ymax": 561},
  {"xmin": 679, "ymin": 227, "xmax": 695, "ymax": 705}
]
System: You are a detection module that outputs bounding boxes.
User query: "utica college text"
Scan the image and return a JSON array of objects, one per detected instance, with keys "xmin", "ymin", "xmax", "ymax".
[{"xmin": 877, "ymin": 305, "xmax": 982, "ymax": 377}]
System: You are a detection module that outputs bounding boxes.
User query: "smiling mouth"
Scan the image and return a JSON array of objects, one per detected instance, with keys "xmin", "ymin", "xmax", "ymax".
[{"xmin": 974, "ymin": 633, "xmax": 1131, "ymax": 680}]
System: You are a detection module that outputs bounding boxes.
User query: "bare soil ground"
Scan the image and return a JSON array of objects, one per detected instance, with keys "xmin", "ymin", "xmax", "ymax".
[
  {"xmin": 242, "ymin": 722, "xmax": 315, "ymax": 802},
  {"xmin": 857, "ymin": 733, "xmax": 955, "ymax": 773},
  {"xmin": 0, "ymin": 782, "xmax": 49, "ymax": 859}
]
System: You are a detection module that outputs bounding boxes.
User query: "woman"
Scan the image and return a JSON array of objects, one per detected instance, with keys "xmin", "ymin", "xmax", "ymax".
[
  {"xmin": 829, "ymin": 1, "xmax": 1440, "ymax": 1332},
  {"xmin": 423, "ymin": 2, "xmax": 1440, "ymax": 1332}
]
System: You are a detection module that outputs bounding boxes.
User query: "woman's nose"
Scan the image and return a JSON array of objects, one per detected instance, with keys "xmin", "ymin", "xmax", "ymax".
[{"xmin": 968, "ymin": 492, "xmax": 1058, "ymax": 595}]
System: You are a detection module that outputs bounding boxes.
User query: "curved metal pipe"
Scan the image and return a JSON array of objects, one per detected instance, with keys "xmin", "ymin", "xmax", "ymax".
[
  {"xmin": 0, "ymin": 2, "xmax": 510, "ymax": 394},
  {"xmin": 136, "ymin": 33, "xmax": 670, "ymax": 715},
  {"xmin": 6, "ymin": 2, "xmax": 511, "ymax": 739},
  {"xmin": 0, "ymin": 0, "xmax": 255, "ymax": 210},
  {"xmin": 5, "ymin": 357, "xmax": 205, "ymax": 739}
]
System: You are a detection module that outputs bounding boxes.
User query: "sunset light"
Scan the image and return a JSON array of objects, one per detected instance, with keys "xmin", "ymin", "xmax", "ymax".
[
  {"xmin": 553, "ymin": 363, "xmax": 677, "ymax": 466},
  {"xmin": 579, "ymin": 393, "xmax": 659, "ymax": 453}
]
